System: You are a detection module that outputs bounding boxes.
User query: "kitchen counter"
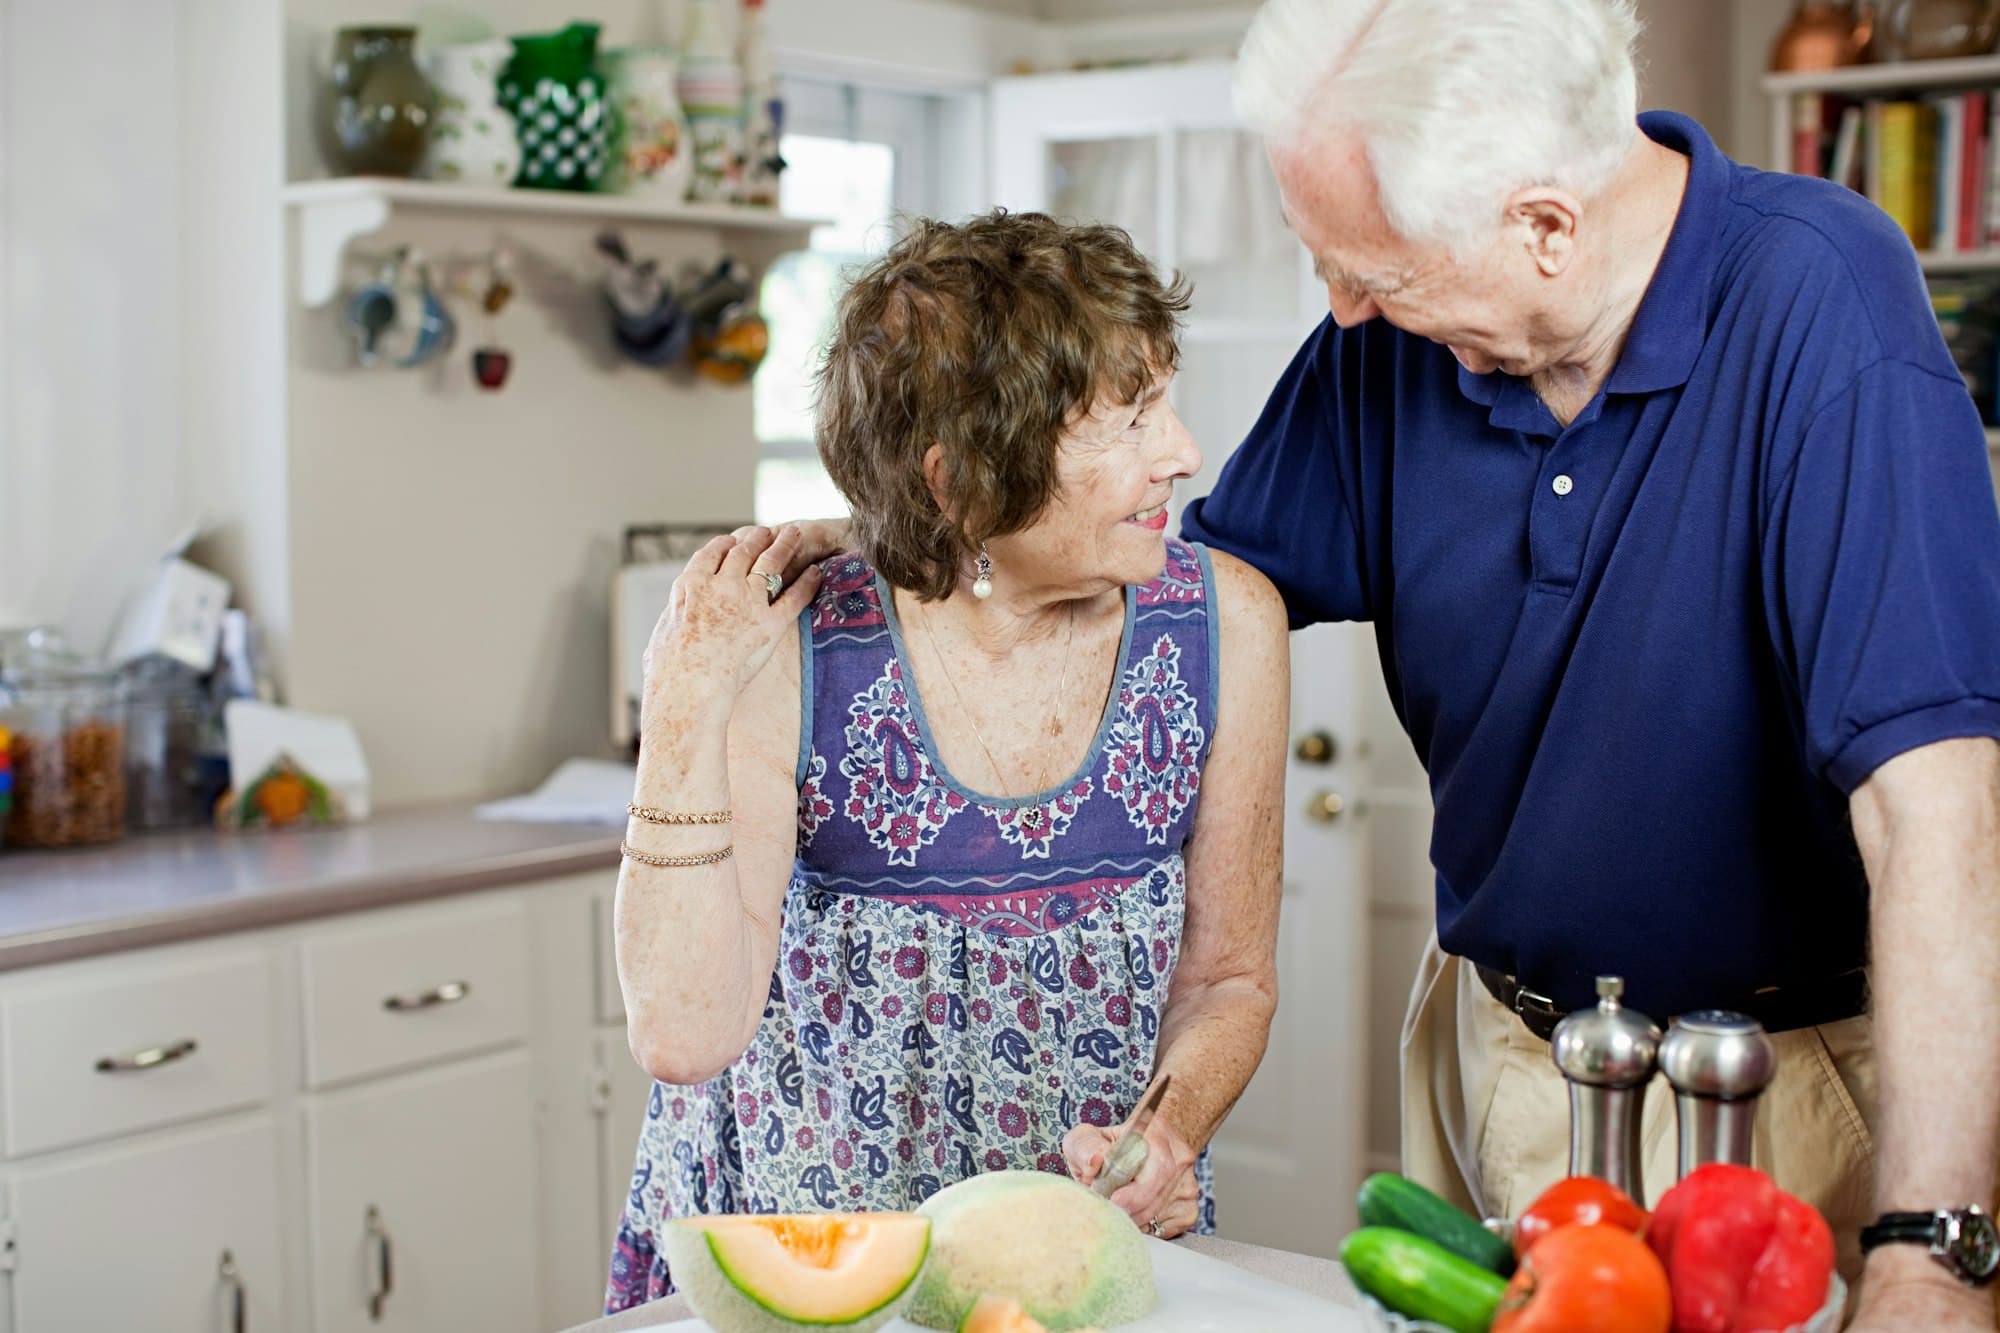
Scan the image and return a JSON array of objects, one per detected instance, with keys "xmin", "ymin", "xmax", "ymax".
[
  {"xmin": 0, "ymin": 803, "xmax": 621, "ymax": 971},
  {"xmin": 556, "ymin": 1236, "xmax": 1356, "ymax": 1331}
]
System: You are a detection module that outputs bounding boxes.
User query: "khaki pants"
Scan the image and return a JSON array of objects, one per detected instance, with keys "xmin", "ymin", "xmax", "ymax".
[{"xmin": 1398, "ymin": 936, "xmax": 1879, "ymax": 1287}]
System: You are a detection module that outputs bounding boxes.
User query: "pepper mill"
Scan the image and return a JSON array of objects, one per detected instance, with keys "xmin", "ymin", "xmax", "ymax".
[
  {"xmin": 1658, "ymin": 1010, "xmax": 1777, "ymax": 1179},
  {"xmin": 1550, "ymin": 976, "xmax": 1662, "ymax": 1207}
]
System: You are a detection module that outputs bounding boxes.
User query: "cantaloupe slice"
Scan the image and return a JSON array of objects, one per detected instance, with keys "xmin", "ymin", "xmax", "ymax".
[
  {"xmin": 905, "ymin": 1172, "xmax": 1154, "ymax": 1331},
  {"xmin": 662, "ymin": 1213, "xmax": 932, "ymax": 1333},
  {"xmin": 957, "ymin": 1295, "xmax": 1109, "ymax": 1333}
]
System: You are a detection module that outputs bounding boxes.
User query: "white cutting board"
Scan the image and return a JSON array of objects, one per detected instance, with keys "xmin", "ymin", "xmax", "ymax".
[{"xmin": 635, "ymin": 1237, "xmax": 1363, "ymax": 1333}]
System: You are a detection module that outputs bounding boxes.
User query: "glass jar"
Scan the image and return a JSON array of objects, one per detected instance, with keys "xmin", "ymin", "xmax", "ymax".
[
  {"xmin": 2, "ymin": 639, "xmax": 127, "ymax": 849},
  {"xmin": 122, "ymin": 657, "xmax": 207, "ymax": 832}
]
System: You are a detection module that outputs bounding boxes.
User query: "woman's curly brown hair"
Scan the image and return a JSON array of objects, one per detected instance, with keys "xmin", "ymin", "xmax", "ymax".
[{"xmin": 815, "ymin": 209, "xmax": 1190, "ymax": 601}]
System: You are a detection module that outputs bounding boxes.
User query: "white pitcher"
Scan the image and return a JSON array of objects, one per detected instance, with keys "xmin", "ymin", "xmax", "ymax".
[{"xmin": 420, "ymin": 39, "xmax": 522, "ymax": 186}]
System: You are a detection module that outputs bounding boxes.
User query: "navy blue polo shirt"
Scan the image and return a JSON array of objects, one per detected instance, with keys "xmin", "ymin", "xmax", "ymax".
[{"xmin": 1182, "ymin": 112, "xmax": 2000, "ymax": 1015}]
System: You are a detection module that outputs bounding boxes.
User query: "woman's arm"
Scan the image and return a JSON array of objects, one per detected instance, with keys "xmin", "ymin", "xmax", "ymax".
[
  {"xmin": 616, "ymin": 527, "xmax": 822, "ymax": 1086},
  {"xmin": 1066, "ymin": 549, "xmax": 1290, "ymax": 1232}
]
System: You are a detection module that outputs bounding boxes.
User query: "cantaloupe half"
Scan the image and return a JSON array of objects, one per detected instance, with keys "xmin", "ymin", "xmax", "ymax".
[
  {"xmin": 662, "ymin": 1213, "xmax": 932, "ymax": 1333},
  {"xmin": 906, "ymin": 1172, "xmax": 1155, "ymax": 1331}
]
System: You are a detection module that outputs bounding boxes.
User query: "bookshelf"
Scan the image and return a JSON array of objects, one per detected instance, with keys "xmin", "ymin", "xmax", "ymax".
[{"xmin": 1764, "ymin": 58, "xmax": 2000, "ymax": 450}]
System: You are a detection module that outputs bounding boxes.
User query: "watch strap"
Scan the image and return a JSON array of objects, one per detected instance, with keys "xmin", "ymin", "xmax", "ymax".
[{"xmin": 1861, "ymin": 1211, "xmax": 1943, "ymax": 1252}]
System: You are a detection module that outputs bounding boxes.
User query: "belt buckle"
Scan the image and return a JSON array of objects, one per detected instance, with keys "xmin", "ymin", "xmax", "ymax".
[{"xmin": 1513, "ymin": 983, "xmax": 1563, "ymax": 1034}]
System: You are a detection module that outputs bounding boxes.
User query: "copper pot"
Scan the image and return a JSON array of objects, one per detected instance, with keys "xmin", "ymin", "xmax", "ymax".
[{"xmin": 1770, "ymin": 1, "xmax": 1874, "ymax": 71}]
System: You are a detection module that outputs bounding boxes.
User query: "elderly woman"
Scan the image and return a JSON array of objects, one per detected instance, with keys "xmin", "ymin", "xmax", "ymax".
[{"xmin": 604, "ymin": 210, "xmax": 1288, "ymax": 1311}]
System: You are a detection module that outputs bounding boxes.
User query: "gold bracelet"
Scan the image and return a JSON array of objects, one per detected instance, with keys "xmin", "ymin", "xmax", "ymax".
[
  {"xmin": 627, "ymin": 804, "xmax": 732, "ymax": 825},
  {"xmin": 621, "ymin": 840, "xmax": 735, "ymax": 868}
]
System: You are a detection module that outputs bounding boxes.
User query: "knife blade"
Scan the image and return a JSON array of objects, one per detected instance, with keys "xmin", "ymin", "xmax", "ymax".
[{"xmin": 1091, "ymin": 1072, "xmax": 1172, "ymax": 1199}]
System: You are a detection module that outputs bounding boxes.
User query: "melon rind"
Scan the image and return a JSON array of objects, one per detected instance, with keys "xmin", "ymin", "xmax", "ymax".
[
  {"xmin": 661, "ymin": 1215, "xmax": 929, "ymax": 1333},
  {"xmin": 905, "ymin": 1172, "xmax": 1156, "ymax": 1331}
]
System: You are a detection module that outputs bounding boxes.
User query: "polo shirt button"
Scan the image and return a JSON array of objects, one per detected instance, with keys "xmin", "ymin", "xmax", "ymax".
[{"xmin": 1552, "ymin": 474, "xmax": 1574, "ymax": 496}]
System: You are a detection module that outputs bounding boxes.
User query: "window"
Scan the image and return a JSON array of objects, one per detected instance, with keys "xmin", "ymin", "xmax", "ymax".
[{"xmin": 753, "ymin": 80, "xmax": 944, "ymax": 524}]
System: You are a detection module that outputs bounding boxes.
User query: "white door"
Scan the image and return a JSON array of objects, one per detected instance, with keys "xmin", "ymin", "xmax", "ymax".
[
  {"xmin": 991, "ymin": 62, "xmax": 1376, "ymax": 1256},
  {"xmin": 12, "ymin": 1118, "xmax": 285, "ymax": 1333},
  {"xmin": 304, "ymin": 1052, "xmax": 539, "ymax": 1333}
]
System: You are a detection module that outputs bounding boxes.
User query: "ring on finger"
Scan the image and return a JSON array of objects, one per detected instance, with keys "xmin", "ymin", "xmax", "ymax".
[
  {"xmin": 750, "ymin": 570, "xmax": 783, "ymax": 605},
  {"xmin": 1147, "ymin": 1217, "xmax": 1165, "ymax": 1237}
]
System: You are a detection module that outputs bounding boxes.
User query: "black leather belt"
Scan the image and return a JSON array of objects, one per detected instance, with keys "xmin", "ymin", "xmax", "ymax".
[{"xmin": 1474, "ymin": 963, "xmax": 1870, "ymax": 1043}]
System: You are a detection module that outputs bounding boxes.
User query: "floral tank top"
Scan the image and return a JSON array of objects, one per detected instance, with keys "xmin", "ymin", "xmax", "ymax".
[{"xmin": 606, "ymin": 540, "xmax": 1221, "ymax": 1312}]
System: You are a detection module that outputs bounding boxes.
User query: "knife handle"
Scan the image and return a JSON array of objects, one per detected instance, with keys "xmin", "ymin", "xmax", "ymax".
[{"xmin": 1091, "ymin": 1130, "xmax": 1151, "ymax": 1198}]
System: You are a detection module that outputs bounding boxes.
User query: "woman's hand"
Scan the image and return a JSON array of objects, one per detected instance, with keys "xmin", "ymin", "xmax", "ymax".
[
  {"xmin": 643, "ymin": 527, "xmax": 822, "ymax": 721},
  {"xmin": 1062, "ymin": 1111, "xmax": 1200, "ymax": 1240}
]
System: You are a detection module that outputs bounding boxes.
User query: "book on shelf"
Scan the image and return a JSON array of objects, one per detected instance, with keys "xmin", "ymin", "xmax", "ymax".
[
  {"xmin": 1787, "ymin": 91, "xmax": 2000, "ymax": 254},
  {"xmin": 1876, "ymin": 100, "xmax": 1936, "ymax": 246}
]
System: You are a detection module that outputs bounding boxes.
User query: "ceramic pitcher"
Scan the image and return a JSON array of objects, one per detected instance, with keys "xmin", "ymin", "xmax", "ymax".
[
  {"xmin": 603, "ymin": 47, "xmax": 695, "ymax": 199},
  {"xmin": 420, "ymin": 40, "xmax": 521, "ymax": 186}
]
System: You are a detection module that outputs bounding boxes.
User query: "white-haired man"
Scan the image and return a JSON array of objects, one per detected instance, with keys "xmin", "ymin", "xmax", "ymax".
[{"xmin": 1181, "ymin": 1, "xmax": 2000, "ymax": 1327}]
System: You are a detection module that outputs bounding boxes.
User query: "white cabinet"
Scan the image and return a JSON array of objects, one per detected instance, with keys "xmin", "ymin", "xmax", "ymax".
[
  {"xmin": 304, "ymin": 1052, "xmax": 539, "ymax": 1333},
  {"xmin": 300, "ymin": 897, "xmax": 531, "ymax": 1089},
  {"xmin": 0, "ymin": 876, "xmax": 617, "ymax": 1333},
  {"xmin": 12, "ymin": 1117, "xmax": 284, "ymax": 1333},
  {"xmin": 596, "ymin": 1033, "xmax": 655, "ymax": 1267},
  {"xmin": 1, "ymin": 948, "xmax": 275, "ymax": 1158}
]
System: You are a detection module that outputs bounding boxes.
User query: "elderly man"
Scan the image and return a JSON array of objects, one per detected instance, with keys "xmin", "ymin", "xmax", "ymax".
[{"xmin": 1179, "ymin": 0, "xmax": 2000, "ymax": 1327}]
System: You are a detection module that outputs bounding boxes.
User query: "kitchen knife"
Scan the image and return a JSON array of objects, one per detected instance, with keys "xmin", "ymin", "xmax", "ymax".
[{"xmin": 1092, "ymin": 1072, "xmax": 1172, "ymax": 1199}]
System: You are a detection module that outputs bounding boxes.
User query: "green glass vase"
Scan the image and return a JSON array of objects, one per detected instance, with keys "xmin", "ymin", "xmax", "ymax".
[{"xmin": 499, "ymin": 22, "xmax": 615, "ymax": 191}]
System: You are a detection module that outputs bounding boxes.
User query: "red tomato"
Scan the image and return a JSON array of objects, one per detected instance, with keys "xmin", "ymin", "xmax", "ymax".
[
  {"xmin": 1514, "ymin": 1177, "xmax": 1650, "ymax": 1257},
  {"xmin": 1493, "ymin": 1224, "xmax": 1674, "ymax": 1333}
]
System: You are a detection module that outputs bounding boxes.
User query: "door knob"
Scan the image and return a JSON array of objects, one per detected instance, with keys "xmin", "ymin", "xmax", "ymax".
[
  {"xmin": 1304, "ymin": 789, "xmax": 1345, "ymax": 823},
  {"xmin": 1294, "ymin": 730, "xmax": 1336, "ymax": 765}
]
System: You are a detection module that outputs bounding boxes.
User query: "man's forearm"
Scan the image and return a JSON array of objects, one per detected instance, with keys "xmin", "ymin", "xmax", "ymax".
[{"xmin": 1853, "ymin": 738, "xmax": 2000, "ymax": 1219}]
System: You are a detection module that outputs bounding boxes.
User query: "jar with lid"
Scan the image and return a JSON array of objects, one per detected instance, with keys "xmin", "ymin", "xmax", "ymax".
[
  {"xmin": 121, "ymin": 656, "xmax": 207, "ymax": 832},
  {"xmin": 1, "ymin": 631, "xmax": 127, "ymax": 848}
]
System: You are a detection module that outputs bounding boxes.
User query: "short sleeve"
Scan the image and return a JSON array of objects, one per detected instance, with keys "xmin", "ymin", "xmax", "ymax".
[
  {"xmin": 1765, "ymin": 357, "xmax": 2000, "ymax": 791},
  {"xmin": 1179, "ymin": 320, "xmax": 1371, "ymax": 627}
]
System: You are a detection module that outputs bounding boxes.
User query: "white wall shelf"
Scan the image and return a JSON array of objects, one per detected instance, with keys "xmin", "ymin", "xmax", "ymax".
[
  {"xmin": 1762, "ymin": 53, "xmax": 2000, "ymax": 98},
  {"xmin": 1920, "ymin": 247, "xmax": 2000, "ymax": 272},
  {"xmin": 284, "ymin": 177, "xmax": 825, "ymax": 307}
]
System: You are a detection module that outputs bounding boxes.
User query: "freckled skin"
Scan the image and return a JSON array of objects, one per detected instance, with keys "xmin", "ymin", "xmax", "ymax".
[{"xmin": 618, "ymin": 381, "xmax": 1291, "ymax": 1238}]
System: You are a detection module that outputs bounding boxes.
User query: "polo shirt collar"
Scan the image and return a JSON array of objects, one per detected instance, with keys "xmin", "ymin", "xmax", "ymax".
[{"xmin": 1456, "ymin": 110, "xmax": 1727, "ymax": 418}]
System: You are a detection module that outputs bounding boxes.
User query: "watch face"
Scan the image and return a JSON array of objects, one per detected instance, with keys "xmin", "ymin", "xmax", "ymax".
[{"xmin": 1953, "ymin": 1211, "xmax": 2000, "ymax": 1280}]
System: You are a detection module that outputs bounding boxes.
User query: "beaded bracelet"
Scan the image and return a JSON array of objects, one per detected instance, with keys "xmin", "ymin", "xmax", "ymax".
[
  {"xmin": 621, "ymin": 841, "xmax": 735, "ymax": 868},
  {"xmin": 627, "ymin": 804, "xmax": 732, "ymax": 825}
]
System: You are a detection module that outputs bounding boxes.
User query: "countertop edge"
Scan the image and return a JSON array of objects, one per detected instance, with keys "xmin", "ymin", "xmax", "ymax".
[{"xmin": 0, "ymin": 839, "xmax": 623, "ymax": 973}]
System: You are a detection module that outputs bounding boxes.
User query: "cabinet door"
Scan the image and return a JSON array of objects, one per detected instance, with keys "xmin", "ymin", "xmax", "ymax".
[
  {"xmin": 304, "ymin": 1052, "xmax": 538, "ymax": 1333},
  {"xmin": 12, "ymin": 1118, "xmax": 284, "ymax": 1333},
  {"xmin": 596, "ymin": 1032, "xmax": 656, "ymax": 1266}
]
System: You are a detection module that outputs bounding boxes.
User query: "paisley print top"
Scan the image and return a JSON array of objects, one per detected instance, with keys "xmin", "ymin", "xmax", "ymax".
[{"xmin": 606, "ymin": 541, "xmax": 1221, "ymax": 1312}]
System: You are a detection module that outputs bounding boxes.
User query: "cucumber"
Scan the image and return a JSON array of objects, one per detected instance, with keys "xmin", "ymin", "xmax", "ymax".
[
  {"xmin": 1340, "ymin": 1228, "xmax": 1508, "ymax": 1333},
  {"xmin": 1356, "ymin": 1172, "xmax": 1516, "ymax": 1275}
]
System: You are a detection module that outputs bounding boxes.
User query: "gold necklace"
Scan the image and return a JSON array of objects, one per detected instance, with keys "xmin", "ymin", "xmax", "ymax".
[{"xmin": 918, "ymin": 597, "xmax": 1077, "ymax": 799}]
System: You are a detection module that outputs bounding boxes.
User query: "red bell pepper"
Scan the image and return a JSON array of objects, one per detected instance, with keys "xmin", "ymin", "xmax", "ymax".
[{"xmin": 1646, "ymin": 1164, "xmax": 1835, "ymax": 1333}]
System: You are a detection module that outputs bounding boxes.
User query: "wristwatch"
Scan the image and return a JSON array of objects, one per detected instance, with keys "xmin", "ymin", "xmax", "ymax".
[{"xmin": 1860, "ymin": 1206, "xmax": 2000, "ymax": 1286}]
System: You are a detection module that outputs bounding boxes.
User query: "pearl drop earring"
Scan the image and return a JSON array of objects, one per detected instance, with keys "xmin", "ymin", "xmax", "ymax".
[{"xmin": 972, "ymin": 548, "xmax": 994, "ymax": 599}]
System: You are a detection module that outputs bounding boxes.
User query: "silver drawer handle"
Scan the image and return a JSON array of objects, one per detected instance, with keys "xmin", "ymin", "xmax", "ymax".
[
  {"xmin": 95, "ymin": 1038, "xmax": 198, "ymax": 1074},
  {"xmin": 366, "ymin": 1205, "xmax": 394, "ymax": 1322},
  {"xmin": 382, "ymin": 979, "xmax": 470, "ymax": 1013},
  {"xmin": 219, "ymin": 1248, "xmax": 246, "ymax": 1333}
]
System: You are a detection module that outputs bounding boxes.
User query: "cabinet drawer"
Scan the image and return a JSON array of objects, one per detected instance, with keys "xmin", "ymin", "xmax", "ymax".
[
  {"xmin": 1, "ymin": 950, "xmax": 275, "ymax": 1157},
  {"xmin": 302, "ymin": 896, "xmax": 530, "ymax": 1088}
]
